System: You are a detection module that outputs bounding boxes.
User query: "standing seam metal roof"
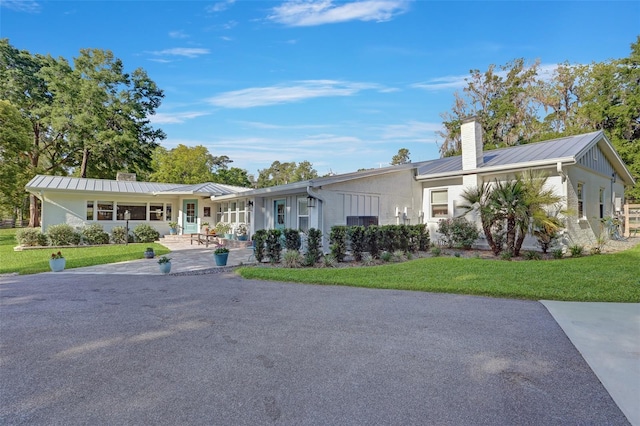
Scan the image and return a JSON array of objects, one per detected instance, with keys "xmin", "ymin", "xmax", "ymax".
[
  {"xmin": 25, "ymin": 175, "xmax": 249, "ymax": 196},
  {"xmin": 417, "ymin": 131, "xmax": 601, "ymax": 176}
]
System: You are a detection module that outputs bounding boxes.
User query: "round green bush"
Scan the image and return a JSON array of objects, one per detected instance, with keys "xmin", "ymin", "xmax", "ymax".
[
  {"xmin": 132, "ymin": 224, "xmax": 159, "ymax": 243},
  {"xmin": 47, "ymin": 224, "xmax": 81, "ymax": 246},
  {"xmin": 81, "ymin": 223, "xmax": 110, "ymax": 245},
  {"xmin": 16, "ymin": 227, "xmax": 48, "ymax": 247},
  {"xmin": 110, "ymin": 226, "xmax": 129, "ymax": 244}
]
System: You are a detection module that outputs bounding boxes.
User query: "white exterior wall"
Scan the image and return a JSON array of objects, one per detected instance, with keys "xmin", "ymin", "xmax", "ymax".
[
  {"xmin": 422, "ymin": 168, "xmax": 569, "ymax": 252},
  {"xmin": 39, "ymin": 192, "xmax": 180, "ymax": 236},
  {"xmin": 565, "ymin": 164, "xmax": 626, "ymax": 247}
]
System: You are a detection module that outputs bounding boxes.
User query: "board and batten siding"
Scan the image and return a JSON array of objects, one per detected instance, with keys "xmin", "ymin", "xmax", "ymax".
[{"xmin": 578, "ymin": 143, "xmax": 616, "ymax": 178}]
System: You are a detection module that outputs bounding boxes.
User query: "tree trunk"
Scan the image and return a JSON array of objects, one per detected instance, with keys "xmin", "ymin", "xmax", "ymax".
[
  {"xmin": 28, "ymin": 193, "xmax": 39, "ymax": 228},
  {"xmin": 505, "ymin": 216, "xmax": 516, "ymax": 254},
  {"xmin": 514, "ymin": 230, "xmax": 526, "ymax": 257},
  {"xmin": 80, "ymin": 148, "xmax": 89, "ymax": 178}
]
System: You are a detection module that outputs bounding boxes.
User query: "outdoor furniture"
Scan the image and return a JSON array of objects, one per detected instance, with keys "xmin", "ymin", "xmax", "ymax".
[{"xmin": 190, "ymin": 233, "xmax": 220, "ymax": 248}]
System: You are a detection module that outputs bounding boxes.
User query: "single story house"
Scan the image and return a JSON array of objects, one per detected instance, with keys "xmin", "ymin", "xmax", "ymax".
[{"xmin": 26, "ymin": 118, "xmax": 635, "ymax": 250}]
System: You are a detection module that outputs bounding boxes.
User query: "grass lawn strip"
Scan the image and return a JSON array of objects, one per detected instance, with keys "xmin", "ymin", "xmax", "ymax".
[
  {"xmin": 238, "ymin": 244, "xmax": 640, "ymax": 302},
  {"xmin": 0, "ymin": 228, "xmax": 170, "ymax": 275}
]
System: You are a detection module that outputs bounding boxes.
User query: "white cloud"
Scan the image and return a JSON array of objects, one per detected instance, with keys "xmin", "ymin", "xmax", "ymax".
[
  {"xmin": 381, "ymin": 121, "xmax": 442, "ymax": 140},
  {"xmin": 1, "ymin": 0, "xmax": 40, "ymax": 12},
  {"xmin": 268, "ymin": 0, "xmax": 410, "ymax": 27},
  {"xmin": 169, "ymin": 30, "xmax": 189, "ymax": 39},
  {"xmin": 149, "ymin": 48, "xmax": 210, "ymax": 58},
  {"xmin": 234, "ymin": 120, "xmax": 330, "ymax": 130},
  {"xmin": 411, "ymin": 75, "xmax": 468, "ymax": 91},
  {"xmin": 207, "ymin": 80, "xmax": 381, "ymax": 108},
  {"xmin": 206, "ymin": 0, "xmax": 237, "ymax": 13},
  {"xmin": 150, "ymin": 111, "xmax": 210, "ymax": 124}
]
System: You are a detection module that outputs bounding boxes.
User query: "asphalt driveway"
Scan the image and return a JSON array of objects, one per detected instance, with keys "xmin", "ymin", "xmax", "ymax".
[{"xmin": 0, "ymin": 272, "xmax": 629, "ymax": 425}]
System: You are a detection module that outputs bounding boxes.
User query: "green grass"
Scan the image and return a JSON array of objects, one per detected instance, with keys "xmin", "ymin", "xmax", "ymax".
[
  {"xmin": 0, "ymin": 228, "xmax": 170, "ymax": 275},
  {"xmin": 238, "ymin": 244, "xmax": 640, "ymax": 302}
]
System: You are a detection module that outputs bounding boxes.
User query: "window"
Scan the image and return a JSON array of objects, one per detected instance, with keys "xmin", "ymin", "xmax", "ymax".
[
  {"xmin": 203, "ymin": 207, "xmax": 211, "ymax": 218},
  {"xmin": 577, "ymin": 183, "xmax": 584, "ymax": 218},
  {"xmin": 297, "ymin": 198, "xmax": 309, "ymax": 232},
  {"xmin": 599, "ymin": 188, "xmax": 605, "ymax": 219},
  {"xmin": 97, "ymin": 201, "xmax": 114, "ymax": 221},
  {"xmin": 346, "ymin": 216, "xmax": 378, "ymax": 227},
  {"xmin": 150, "ymin": 203, "xmax": 164, "ymax": 221},
  {"xmin": 166, "ymin": 203, "xmax": 172, "ymax": 221},
  {"xmin": 431, "ymin": 190, "xmax": 448, "ymax": 218},
  {"xmin": 117, "ymin": 202, "xmax": 146, "ymax": 220},
  {"xmin": 239, "ymin": 201, "xmax": 246, "ymax": 223},
  {"xmin": 87, "ymin": 201, "xmax": 94, "ymax": 220}
]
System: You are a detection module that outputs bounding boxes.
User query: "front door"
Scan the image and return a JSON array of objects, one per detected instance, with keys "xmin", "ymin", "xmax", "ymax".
[
  {"xmin": 183, "ymin": 199, "xmax": 198, "ymax": 234},
  {"xmin": 274, "ymin": 199, "xmax": 286, "ymax": 231}
]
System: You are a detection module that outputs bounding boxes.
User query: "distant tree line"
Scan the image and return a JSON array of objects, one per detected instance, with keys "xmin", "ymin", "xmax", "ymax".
[{"xmin": 438, "ymin": 37, "xmax": 639, "ymax": 199}]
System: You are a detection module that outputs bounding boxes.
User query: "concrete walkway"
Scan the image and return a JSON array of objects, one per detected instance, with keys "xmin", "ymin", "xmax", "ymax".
[
  {"xmin": 56, "ymin": 238, "xmax": 254, "ymax": 275},
  {"xmin": 541, "ymin": 301, "xmax": 640, "ymax": 426}
]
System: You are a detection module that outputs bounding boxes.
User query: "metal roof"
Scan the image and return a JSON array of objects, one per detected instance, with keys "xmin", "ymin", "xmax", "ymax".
[
  {"xmin": 417, "ymin": 131, "xmax": 602, "ymax": 177},
  {"xmin": 26, "ymin": 175, "xmax": 250, "ymax": 196}
]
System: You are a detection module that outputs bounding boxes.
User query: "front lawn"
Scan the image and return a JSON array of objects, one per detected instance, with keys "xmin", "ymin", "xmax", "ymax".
[
  {"xmin": 0, "ymin": 228, "xmax": 170, "ymax": 275},
  {"xmin": 238, "ymin": 244, "xmax": 640, "ymax": 302}
]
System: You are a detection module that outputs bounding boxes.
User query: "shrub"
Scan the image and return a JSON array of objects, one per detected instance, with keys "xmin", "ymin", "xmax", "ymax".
[
  {"xmin": 305, "ymin": 228, "xmax": 323, "ymax": 264},
  {"xmin": 392, "ymin": 250, "xmax": 405, "ymax": 262},
  {"xmin": 552, "ymin": 248, "xmax": 564, "ymax": 259},
  {"xmin": 430, "ymin": 246, "xmax": 442, "ymax": 257},
  {"xmin": 569, "ymin": 244, "xmax": 584, "ymax": 257},
  {"xmin": 252, "ymin": 230, "xmax": 268, "ymax": 263},
  {"xmin": 524, "ymin": 250, "xmax": 541, "ymax": 260},
  {"xmin": 415, "ymin": 224, "xmax": 430, "ymax": 251},
  {"xmin": 454, "ymin": 252, "xmax": 461, "ymax": 258},
  {"xmin": 321, "ymin": 253, "xmax": 337, "ymax": 268},
  {"xmin": 283, "ymin": 228, "xmax": 301, "ymax": 251},
  {"xmin": 329, "ymin": 226, "xmax": 348, "ymax": 262},
  {"xmin": 47, "ymin": 224, "xmax": 81, "ymax": 246},
  {"xmin": 437, "ymin": 217, "xmax": 479, "ymax": 249},
  {"xmin": 133, "ymin": 224, "xmax": 159, "ymax": 243},
  {"xmin": 110, "ymin": 226, "xmax": 129, "ymax": 244},
  {"xmin": 347, "ymin": 226, "xmax": 367, "ymax": 261},
  {"xmin": 361, "ymin": 252, "xmax": 375, "ymax": 266},
  {"xmin": 380, "ymin": 251, "xmax": 393, "ymax": 262},
  {"xmin": 81, "ymin": 223, "xmax": 110, "ymax": 245},
  {"xmin": 500, "ymin": 250, "xmax": 513, "ymax": 261},
  {"xmin": 16, "ymin": 227, "xmax": 47, "ymax": 247},
  {"xmin": 283, "ymin": 250, "xmax": 303, "ymax": 268},
  {"xmin": 266, "ymin": 229, "xmax": 282, "ymax": 263},
  {"xmin": 364, "ymin": 226, "xmax": 380, "ymax": 258},
  {"xmin": 589, "ymin": 247, "xmax": 602, "ymax": 255}
]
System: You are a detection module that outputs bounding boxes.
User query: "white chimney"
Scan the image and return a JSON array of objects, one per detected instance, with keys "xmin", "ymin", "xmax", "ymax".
[{"xmin": 461, "ymin": 117, "xmax": 483, "ymax": 171}]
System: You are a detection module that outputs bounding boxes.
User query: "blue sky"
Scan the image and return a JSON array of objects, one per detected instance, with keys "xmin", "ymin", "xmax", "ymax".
[{"xmin": 2, "ymin": 0, "xmax": 638, "ymax": 178}]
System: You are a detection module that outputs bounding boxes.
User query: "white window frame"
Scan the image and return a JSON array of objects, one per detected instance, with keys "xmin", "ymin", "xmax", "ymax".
[
  {"xmin": 297, "ymin": 197, "xmax": 309, "ymax": 232},
  {"xmin": 430, "ymin": 189, "xmax": 449, "ymax": 219},
  {"xmin": 577, "ymin": 182, "xmax": 585, "ymax": 219}
]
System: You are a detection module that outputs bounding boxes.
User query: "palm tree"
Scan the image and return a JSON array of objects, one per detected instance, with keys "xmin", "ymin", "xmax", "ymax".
[
  {"xmin": 490, "ymin": 178, "xmax": 528, "ymax": 256},
  {"xmin": 458, "ymin": 183, "xmax": 502, "ymax": 255}
]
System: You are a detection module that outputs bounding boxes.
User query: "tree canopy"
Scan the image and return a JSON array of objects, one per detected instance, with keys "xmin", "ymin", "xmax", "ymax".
[
  {"xmin": 0, "ymin": 39, "xmax": 166, "ymax": 225},
  {"xmin": 149, "ymin": 144, "xmax": 252, "ymax": 187},
  {"xmin": 256, "ymin": 161, "xmax": 319, "ymax": 188},
  {"xmin": 438, "ymin": 37, "xmax": 640, "ymax": 199},
  {"xmin": 391, "ymin": 148, "xmax": 411, "ymax": 165}
]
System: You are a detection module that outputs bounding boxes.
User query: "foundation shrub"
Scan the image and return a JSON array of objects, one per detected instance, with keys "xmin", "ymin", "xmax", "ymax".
[
  {"xmin": 347, "ymin": 226, "xmax": 367, "ymax": 261},
  {"xmin": 47, "ymin": 224, "xmax": 81, "ymax": 246},
  {"xmin": 110, "ymin": 226, "xmax": 129, "ymax": 244},
  {"xmin": 283, "ymin": 250, "xmax": 302, "ymax": 268},
  {"xmin": 16, "ymin": 227, "xmax": 47, "ymax": 247},
  {"xmin": 266, "ymin": 229, "xmax": 282, "ymax": 263},
  {"xmin": 437, "ymin": 217, "xmax": 479, "ymax": 249},
  {"xmin": 283, "ymin": 228, "xmax": 301, "ymax": 251},
  {"xmin": 329, "ymin": 226, "xmax": 348, "ymax": 262},
  {"xmin": 305, "ymin": 228, "xmax": 323, "ymax": 264},
  {"xmin": 132, "ymin": 224, "xmax": 159, "ymax": 243},
  {"xmin": 252, "ymin": 230, "xmax": 268, "ymax": 263},
  {"xmin": 81, "ymin": 224, "xmax": 110, "ymax": 245}
]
